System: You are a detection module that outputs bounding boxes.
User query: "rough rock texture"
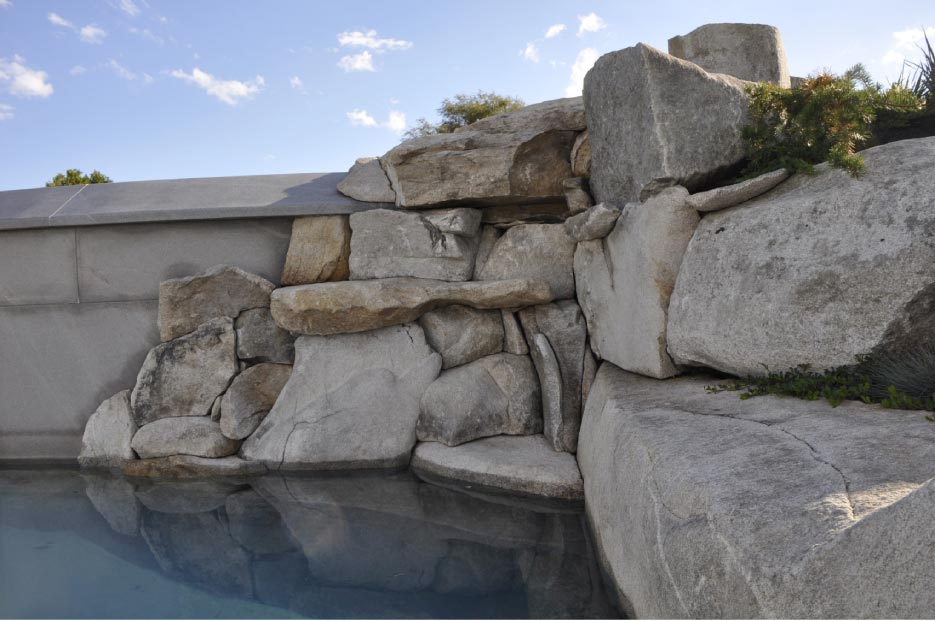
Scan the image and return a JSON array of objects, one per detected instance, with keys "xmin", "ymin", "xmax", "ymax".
[
  {"xmin": 382, "ymin": 98, "xmax": 586, "ymax": 208},
  {"xmin": 578, "ymin": 363, "xmax": 935, "ymax": 618},
  {"xmin": 519, "ymin": 301, "xmax": 589, "ymax": 452},
  {"xmin": 234, "ymin": 307, "xmax": 295, "ymax": 364},
  {"xmin": 480, "ymin": 203, "xmax": 571, "ymax": 229},
  {"xmin": 668, "ymin": 23, "xmax": 791, "ymax": 87},
  {"xmin": 157, "ymin": 265, "xmax": 275, "ymax": 342},
  {"xmin": 271, "ymin": 277, "xmax": 555, "ymax": 336},
  {"xmin": 219, "ymin": 363, "xmax": 292, "ymax": 440},
  {"xmin": 280, "ymin": 216, "xmax": 351, "ymax": 286},
  {"xmin": 123, "ymin": 455, "xmax": 267, "ymax": 479},
  {"xmin": 130, "ymin": 317, "xmax": 238, "ymax": 427},
  {"xmin": 131, "ymin": 417, "xmax": 240, "ymax": 459},
  {"xmin": 686, "ymin": 168, "xmax": 790, "ymax": 212},
  {"xmin": 584, "ymin": 43, "xmax": 749, "ymax": 205},
  {"xmin": 501, "ymin": 310, "xmax": 528, "ymax": 355},
  {"xmin": 563, "ymin": 177, "xmax": 593, "ymax": 214},
  {"xmin": 349, "ymin": 208, "xmax": 480, "ymax": 281},
  {"xmin": 563, "ymin": 203, "xmax": 621, "ymax": 241},
  {"xmin": 417, "ymin": 353, "xmax": 542, "ymax": 446},
  {"xmin": 668, "ymin": 138, "xmax": 935, "ymax": 376},
  {"xmin": 78, "ymin": 390, "xmax": 137, "ymax": 468},
  {"xmin": 571, "ymin": 130, "xmax": 591, "ymax": 178},
  {"xmin": 575, "ymin": 187, "xmax": 699, "ymax": 378},
  {"xmin": 412, "ymin": 435, "xmax": 584, "ymax": 501},
  {"xmin": 419, "ymin": 305, "xmax": 503, "ymax": 369},
  {"xmin": 474, "ymin": 224, "xmax": 577, "ymax": 300},
  {"xmin": 241, "ymin": 324, "xmax": 441, "ymax": 469},
  {"xmin": 336, "ymin": 157, "xmax": 396, "ymax": 203}
]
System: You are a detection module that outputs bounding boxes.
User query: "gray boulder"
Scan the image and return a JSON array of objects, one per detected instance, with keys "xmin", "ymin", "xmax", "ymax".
[
  {"xmin": 668, "ymin": 138, "xmax": 935, "ymax": 376},
  {"xmin": 419, "ymin": 305, "xmax": 503, "ymax": 369},
  {"xmin": 520, "ymin": 301, "xmax": 589, "ymax": 452},
  {"xmin": 130, "ymin": 417, "xmax": 240, "ymax": 459},
  {"xmin": 563, "ymin": 177, "xmax": 593, "ymax": 214},
  {"xmin": 280, "ymin": 215, "xmax": 351, "ymax": 285},
  {"xmin": 417, "ymin": 353, "xmax": 542, "ymax": 446},
  {"xmin": 474, "ymin": 224, "xmax": 577, "ymax": 299},
  {"xmin": 563, "ymin": 203, "xmax": 621, "ymax": 241},
  {"xmin": 584, "ymin": 43, "xmax": 749, "ymax": 205},
  {"xmin": 78, "ymin": 390, "xmax": 137, "ymax": 468},
  {"xmin": 219, "ymin": 363, "xmax": 292, "ymax": 440},
  {"xmin": 575, "ymin": 187, "xmax": 699, "ymax": 379},
  {"xmin": 686, "ymin": 168, "xmax": 790, "ymax": 212},
  {"xmin": 578, "ymin": 363, "xmax": 935, "ymax": 618},
  {"xmin": 241, "ymin": 324, "xmax": 441, "ymax": 469},
  {"xmin": 157, "ymin": 265, "xmax": 275, "ymax": 342},
  {"xmin": 123, "ymin": 455, "xmax": 267, "ymax": 479},
  {"xmin": 571, "ymin": 130, "xmax": 591, "ymax": 177},
  {"xmin": 412, "ymin": 435, "xmax": 584, "ymax": 501},
  {"xmin": 336, "ymin": 157, "xmax": 396, "ymax": 203},
  {"xmin": 501, "ymin": 310, "xmax": 528, "ymax": 355},
  {"xmin": 130, "ymin": 317, "xmax": 238, "ymax": 427},
  {"xmin": 234, "ymin": 307, "xmax": 295, "ymax": 364},
  {"xmin": 349, "ymin": 208, "xmax": 480, "ymax": 281},
  {"xmin": 382, "ymin": 98, "xmax": 585, "ymax": 208},
  {"xmin": 271, "ymin": 277, "xmax": 555, "ymax": 336},
  {"xmin": 668, "ymin": 23, "xmax": 791, "ymax": 87}
]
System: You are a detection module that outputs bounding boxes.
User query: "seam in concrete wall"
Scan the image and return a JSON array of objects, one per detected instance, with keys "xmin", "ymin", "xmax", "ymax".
[
  {"xmin": 48, "ymin": 184, "xmax": 87, "ymax": 220},
  {"xmin": 74, "ymin": 227, "xmax": 81, "ymax": 303},
  {"xmin": 0, "ymin": 297, "xmax": 159, "ymax": 310}
]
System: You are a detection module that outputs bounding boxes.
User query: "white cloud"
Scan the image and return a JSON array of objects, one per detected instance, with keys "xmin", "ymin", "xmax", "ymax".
[
  {"xmin": 0, "ymin": 55, "xmax": 54, "ymax": 98},
  {"xmin": 385, "ymin": 110, "xmax": 406, "ymax": 133},
  {"xmin": 80, "ymin": 24, "xmax": 107, "ymax": 44},
  {"xmin": 289, "ymin": 75, "xmax": 303, "ymax": 88},
  {"xmin": 545, "ymin": 24, "xmax": 566, "ymax": 38},
  {"xmin": 337, "ymin": 29, "xmax": 412, "ymax": 51},
  {"xmin": 892, "ymin": 27, "xmax": 935, "ymax": 50},
  {"xmin": 881, "ymin": 50, "xmax": 905, "ymax": 66},
  {"xmin": 169, "ymin": 68, "xmax": 264, "ymax": 105},
  {"xmin": 346, "ymin": 109, "xmax": 377, "ymax": 127},
  {"xmin": 48, "ymin": 13, "xmax": 74, "ymax": 28},
  {"xmin": 69, "ymin": 65, "xmax": 87, "ymax": 75},
  {"xmin": 522, "ymin": 42, "xmax": 540, "ymax": 63},
  {"xmin": 115, "ymin": 0, "xmax": 140, "ymax": 16},
  {"xmin": 565, "ymin": 47, "xmax": 599, "ymax": 96},
  {"xmin": 106, "ymin": 59, "xmax": 136, "ymax": 80},
  {"xmin": 0, "ymin": 103, "xmax": 13, "ymax": 120},
  {"xmin": 0, "ymin": 1, "xmax": 12, "ymax": 9},
  {"xmin": 577, "ymin": 12, "xmax": 606, "ymax": 36},
  {"xmin": 338, "ymin": 50, "xmax": 375, "ymax": 72}
]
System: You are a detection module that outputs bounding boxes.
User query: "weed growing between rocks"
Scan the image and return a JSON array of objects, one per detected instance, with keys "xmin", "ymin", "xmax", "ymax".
[{"xmin": 706, "ymin": 349, "xmax": 935, "ymax": 420}]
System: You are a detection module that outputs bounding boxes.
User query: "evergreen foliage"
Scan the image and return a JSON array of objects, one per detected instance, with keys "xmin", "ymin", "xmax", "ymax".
[
  {"xmin": 46, "ymin": 169, "xmax": 112, "ymax": 187},
  {"xmin": 403, "ymin": 91, "xmax": 524, "ymax": 140}
]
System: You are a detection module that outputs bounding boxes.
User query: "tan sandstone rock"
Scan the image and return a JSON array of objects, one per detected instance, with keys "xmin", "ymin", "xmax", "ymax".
[{"xmin": 280, "ymin": 215, "xmax": 351, "ymax": 285}]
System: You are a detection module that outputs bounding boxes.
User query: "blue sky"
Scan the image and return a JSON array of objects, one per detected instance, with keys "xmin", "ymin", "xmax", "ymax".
[{"xmin": 1, "ymin": 1, "xmax": 934, "ymax": 190}]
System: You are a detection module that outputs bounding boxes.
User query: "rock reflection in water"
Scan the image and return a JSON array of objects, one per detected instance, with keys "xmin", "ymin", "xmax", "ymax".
[{"xmin": 3, "ymin": 468, "xmax": 618, "ymax": 618}]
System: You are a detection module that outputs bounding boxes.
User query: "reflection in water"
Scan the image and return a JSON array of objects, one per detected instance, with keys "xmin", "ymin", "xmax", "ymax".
[{"xmin": 0, "ymin": 468, "xmax": 619, "ymax": 619}]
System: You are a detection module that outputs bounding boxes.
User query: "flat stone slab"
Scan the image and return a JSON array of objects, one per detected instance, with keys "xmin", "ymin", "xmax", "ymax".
[
  {"xmin": 685, "ymin": 168, "xmax": 790, "ymax": 212},
  {"xmin": 412, "ymin": 435, "xmax": 584, "ymax": 501},
  {"xmin": 123, "ymin": 455, "xmax": 268, "ymax": 479},
  {"xmin": 0, "ymin": 172, "xmax": 389, "ymax": 231},
  {"xmin": 578, "ymin": 363, "xmax": 935, "ymax": 618}
]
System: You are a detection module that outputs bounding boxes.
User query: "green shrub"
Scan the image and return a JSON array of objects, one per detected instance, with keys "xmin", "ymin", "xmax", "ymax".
[
  {"xmin": 46, "ymin": 168, "xmax": 112, "ymax": 187},
  {"xmin": 403, "ymin": 91, "xmax": 524, "ymax": 140}
]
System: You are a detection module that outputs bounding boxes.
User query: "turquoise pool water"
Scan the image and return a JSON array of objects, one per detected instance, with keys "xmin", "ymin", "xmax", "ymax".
[{"xmin": 0, "ymin": 468, "xmax": 618, "ymax": 619}]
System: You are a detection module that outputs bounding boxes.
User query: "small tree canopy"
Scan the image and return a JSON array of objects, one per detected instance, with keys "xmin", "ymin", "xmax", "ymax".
[
  {"xmin": 403, "ymin": 91, "xmax": 524, "ymax": 140},
  {"xmin": 46, "ymin": 169, "xmax": 112, "ymax": 187}
]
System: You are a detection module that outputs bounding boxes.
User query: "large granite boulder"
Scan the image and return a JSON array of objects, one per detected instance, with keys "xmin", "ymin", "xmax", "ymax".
[
  {"xmin": 280, "ymin": 216, "xmax": 351, "ymax": 285},
  {"xmin": 519, "ymin": 301, "xmax": 590, "ymax": 452},
  {"xmin": 241, "ymin": 324, "xmax": 441, "ymax": 469},
  {"xmin": 417, "ymin": 353, "xmax": 542, "ymax": 446},
  {"xmin": 78, "ymin": 390, "xmax": 137, "ymax": 468},
  {"xmin": 584, "ymin": 43, "xmax": 749, "ymax": 205},
  {"xmin": 578, "ymin": 363, "xmax": 935, "ymax": 618},
  {"xmin": 668, "ymin": 138, "xmax": 935, "ymax": 376},
  {"xmin": 382, "ymin": 98, "xmax": 586, "ymax": 208},
  {"xmin": 412, "ymin": 435, "xmax": 584, "ymax": 501},
  {"xmin": 234, "ymin": 307, "xmax": 295, "ymax": 364},
  {"xmin": 271, "ymin": 277, "xmax": 555, "ymax": 336},
  {"xmin": 131, "ymin": 417, "xmax": 239, "ymax": 459},
  {"xmin": 336, "ymin": 157, "xmax": 396, "ymax": 203},
  {"xmin": 349, "ymin": 208, "xmax": 481, "ymax": 281},
  {"xmin": 668, "ymin": 23, "xmax": 791, "ymax": 87},
  {"xmin": 219, "ymin": 363, "xmax": 292, "ymax": 440},
  {"xmin": 575, "ymin": 187, "xmax": 700, "ymax": 379},
  {"xmin": 474, "ymin": 224, "xmax": 577, "ymax": 300},
  {"xmin": 130, "ymin": 317, "xmax": 238, "ymax": 426},
  {"xmin": 157, "ymin": 265, "xmax": 275, "ymax": 342},
  {"xmin": 419, "ymin": 305, "xmax": 503, "ymax": 369}
]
